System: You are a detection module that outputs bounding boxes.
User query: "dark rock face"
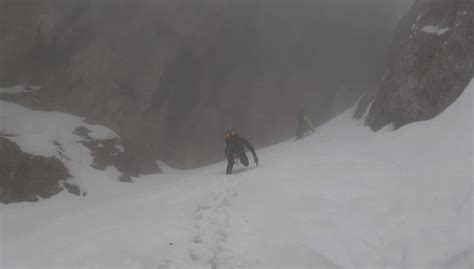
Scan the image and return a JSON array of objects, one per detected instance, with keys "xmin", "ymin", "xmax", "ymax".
[
  {"xmin": 0, "ymin": 0, "xmax": 400, "ymax": 169},
  {"xmin": 365, "ymin": 0, "xmax": 474, "ymax": 130},
  {"xmin": 0, "ymin": 136, "xmax": 75, "ymax": 204}
]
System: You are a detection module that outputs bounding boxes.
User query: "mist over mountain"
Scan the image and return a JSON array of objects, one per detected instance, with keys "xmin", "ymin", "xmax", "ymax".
[
  {"xmin": 1, "ymin": 2, "xmax": 473, "ymax": 267},
  {"xmin": 0, "ymin": 0, "xmax": 406, "ymax": 171}
]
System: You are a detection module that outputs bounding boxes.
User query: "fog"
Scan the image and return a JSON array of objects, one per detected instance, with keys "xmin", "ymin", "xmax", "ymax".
[{"xmin": 0, "ymin": 0, "xmax": 415, "ymax": 169}]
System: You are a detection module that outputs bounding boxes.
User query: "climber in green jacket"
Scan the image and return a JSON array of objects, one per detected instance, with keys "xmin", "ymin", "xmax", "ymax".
[{"xmin": 296, "ymin": 109, "xmax": 316, "ymax": 140}]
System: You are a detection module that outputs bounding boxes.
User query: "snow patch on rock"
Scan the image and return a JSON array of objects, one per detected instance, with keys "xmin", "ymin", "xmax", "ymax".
[
  {"xmin": 0, "ymin": 100, "xmax": 128, "ymax": 189},
  {"xmin": 0, "ymin": 85, "xmax": 41, "ymax": 95},
  {"xmin": 420, "ymin": 25, "xmax": 450, "ymax": 36}
]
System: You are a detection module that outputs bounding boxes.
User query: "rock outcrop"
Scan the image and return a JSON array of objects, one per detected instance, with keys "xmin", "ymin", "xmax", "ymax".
[
  {"xmin": 73, "ymin": 126, "xmax": 139, "ymax": 182},
  {"xmin": 0, "ymin": 99, "xmax": 139, "ymax": 203},
  {"xmin": 363, "ymin": 0, "xmax": 474, "ymax": 130},
  {"xmin": 0, "ymin": 136, "xmax": 74, "ymax": 203}
]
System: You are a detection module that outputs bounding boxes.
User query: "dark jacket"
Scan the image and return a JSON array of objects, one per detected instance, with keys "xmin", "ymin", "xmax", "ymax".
[{"xmin": 224, "ymin": 135, "xmax": 257, "ymax": 158}]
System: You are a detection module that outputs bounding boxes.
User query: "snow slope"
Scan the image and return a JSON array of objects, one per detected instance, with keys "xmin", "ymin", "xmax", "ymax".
[{"xmin": 1, "ymin": 80, "xmax": 472, "ymax": 268}]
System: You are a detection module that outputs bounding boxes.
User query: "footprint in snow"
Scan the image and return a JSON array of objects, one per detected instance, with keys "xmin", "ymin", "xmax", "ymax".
[{"xmin": 192, "ymin": 234, "xmax": 203, "ymax": 244}]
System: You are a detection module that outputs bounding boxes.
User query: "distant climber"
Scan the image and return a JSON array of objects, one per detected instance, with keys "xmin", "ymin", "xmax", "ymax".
[
  {"xmin": 296, "ymin": 109, "xmax": 316, "ymax": 140},
  {"xmin": 224, "ymin": 128, "xmax": 258, "ymax": 175}
]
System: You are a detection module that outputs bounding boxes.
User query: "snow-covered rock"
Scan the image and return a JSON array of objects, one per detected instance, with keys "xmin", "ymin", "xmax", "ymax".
[
  {"xmin": 73, "ymin": 126, "xmax": 138, "ymax": 182},
  {"xmin": 363, "ymin": 0, "xmax": 474, "ymax": 130},
  {"xmin": 0, "ymin": 85, "xmax": 42, "ymax": 109},
  {"xmin": 420, "ymin": 25, "xmax": 451, "ymax": 36},
  {"xmin": 0, "ymin": 85, "xmax": 41, "ymax": 95},
  {"xmin": 0, "ymin": 100, "xmax": 137, "ymax": 203}
]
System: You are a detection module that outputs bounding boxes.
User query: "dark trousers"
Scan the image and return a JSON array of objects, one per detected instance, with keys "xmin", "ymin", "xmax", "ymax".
[
  {"xmin": 296, "ymin": 124, "xmax": 304, "ymax": 140},
  {"xmin": 226, "ymin": 152, "xmax": 249, "ymax": 174}
]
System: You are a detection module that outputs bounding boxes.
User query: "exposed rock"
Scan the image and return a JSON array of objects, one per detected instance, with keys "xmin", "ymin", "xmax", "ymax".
[
  {"xmin": 0, "ymin": 136, "xmax": 76, "ymax": 204},
  {"xmin": 64, "ymin": 182, "xmax": 80, "ymax": 196},
  {"xmin": 73, "ymin": 126, "xmax": 142, "ymax": 180},
  {"xmin": 364, "ymin": 0, "xmax": 474, "ymax": 130}
]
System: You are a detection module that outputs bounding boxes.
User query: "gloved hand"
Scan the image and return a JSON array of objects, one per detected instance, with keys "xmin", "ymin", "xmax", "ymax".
[{"xmin": 254, "ymin": 156, "xmax": 259, "ymax": 167}]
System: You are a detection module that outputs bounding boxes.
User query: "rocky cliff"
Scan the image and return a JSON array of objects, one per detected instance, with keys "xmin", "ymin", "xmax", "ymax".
[
  {"xmin": 0, "ymin": 136, "xmax": 73, "ymax": 203},
  {"xmin": 361, "ymin": 0, "xmax": 474, "ymax": 130},
  {"xmin": 0, "ymin": 0, "xmax": 399, "ymax": 169}
]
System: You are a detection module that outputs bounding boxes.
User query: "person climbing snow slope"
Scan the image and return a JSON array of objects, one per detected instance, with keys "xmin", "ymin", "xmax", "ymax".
[
  {"xmin": 296, "ymin": 109, "xmax": 316, "ymax": 140},
  {"xmin": 224, "ymin": 128, "xmax": 258, "ymax": 175}
]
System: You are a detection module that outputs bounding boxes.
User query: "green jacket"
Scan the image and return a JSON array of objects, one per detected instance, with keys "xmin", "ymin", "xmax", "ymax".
[{"xmin": 304, "ymin": 116, "xmax": 315, "ymax": 131}]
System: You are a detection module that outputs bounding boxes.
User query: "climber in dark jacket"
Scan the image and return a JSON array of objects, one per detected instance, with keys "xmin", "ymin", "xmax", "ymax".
[
  {"xmin": 224, "ymin": 128, "xmax": 258, "ymax": 175},
  {"xmin": 296, "ymin": 109, "xmax": 316, "ymax": 140}
]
